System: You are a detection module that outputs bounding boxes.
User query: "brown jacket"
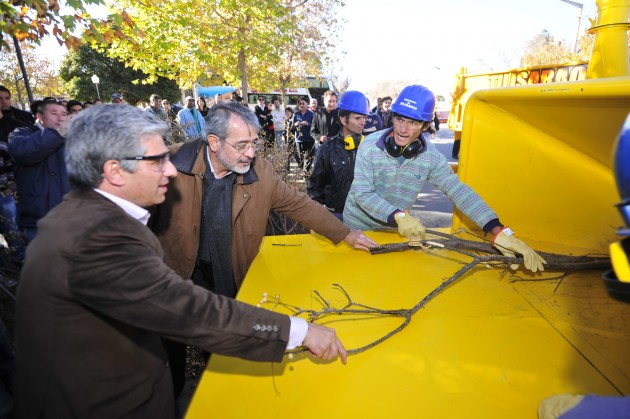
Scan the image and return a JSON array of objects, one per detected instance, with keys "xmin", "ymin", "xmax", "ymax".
[
  {"xmin": 152, "ymin": 139, "xmax": 350, "ymax": 289},
  {"xmin": 16, "ymin": 189, "xmax": 290, "ymax": 418}
]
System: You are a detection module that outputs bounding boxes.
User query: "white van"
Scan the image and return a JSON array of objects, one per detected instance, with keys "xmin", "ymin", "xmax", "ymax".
[{"xmin": 247, "ymin": 77, "xmax": 335, "ymax": 111}]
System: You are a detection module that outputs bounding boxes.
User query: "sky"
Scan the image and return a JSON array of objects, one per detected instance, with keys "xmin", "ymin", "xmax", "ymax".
[
  {"xmin": 335, "ymin": 0, "xmax": 598, "ymax": 95},
  {"xmin": 36, "ymin": 0, "xmax": 599, "ymax": 97}
]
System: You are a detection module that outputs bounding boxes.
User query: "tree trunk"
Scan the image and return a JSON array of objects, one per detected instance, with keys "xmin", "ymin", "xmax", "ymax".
[{"xmin": 238, "ymin": 50, "xmax": 247, "ymax": 104}]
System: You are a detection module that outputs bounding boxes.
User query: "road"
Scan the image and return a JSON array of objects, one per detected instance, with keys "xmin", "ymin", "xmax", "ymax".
[{"xmin": 411, "ymin": 126, "xmax": 458, "ymax": 228}]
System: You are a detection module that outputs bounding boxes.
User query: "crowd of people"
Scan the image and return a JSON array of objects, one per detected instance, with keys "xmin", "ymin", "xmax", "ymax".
[{"xmin": 0, "ymin": 82, "xmax": 547, "ymax": 418}]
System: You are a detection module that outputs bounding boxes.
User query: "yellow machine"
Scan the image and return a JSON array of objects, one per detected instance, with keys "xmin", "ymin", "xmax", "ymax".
[{"xmin": 187, "ymin": 1, "xmax": 630, "ymax": 417}]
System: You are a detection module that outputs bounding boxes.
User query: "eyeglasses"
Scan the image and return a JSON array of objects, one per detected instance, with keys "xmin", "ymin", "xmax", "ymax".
[
  {"xmin": 121, "ymin": 151, "xmax": 170, "ymax": 171},
  {"xmin": 224, "ymin": 140, "xmax": 258, "ymax": 154},
  {"xmin": 393, "ymin": 116, "xmax": 425, "ymax": 129}
]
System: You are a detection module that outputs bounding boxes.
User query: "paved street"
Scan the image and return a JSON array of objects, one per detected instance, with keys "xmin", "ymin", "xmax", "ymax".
[{"xmin": 411, "ymin": 127, "xmax": 458, "ymax": 228}]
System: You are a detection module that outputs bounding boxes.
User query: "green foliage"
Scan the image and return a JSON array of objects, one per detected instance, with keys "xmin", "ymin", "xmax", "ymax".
[
  {"xmin": 59, "ymin": 43, "xmax": 181, "ymax": 103},
  {"xmin": 85, "ymin": 0, "xmax": 343, "ymax": 94}
]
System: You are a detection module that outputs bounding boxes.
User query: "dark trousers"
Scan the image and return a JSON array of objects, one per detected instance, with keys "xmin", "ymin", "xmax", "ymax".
[
  {"xmin": 165, "ymin": 269, "xmax": 215, "ymax": 399},
  {"xmin": 294, "ymin": 141, "xmax": 314, "ymax": 171}
]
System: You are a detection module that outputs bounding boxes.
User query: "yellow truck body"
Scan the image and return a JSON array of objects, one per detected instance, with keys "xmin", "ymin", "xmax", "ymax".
[{"xmin": 187, "ymin": 1, "xmax": 630, "ymax": 416}]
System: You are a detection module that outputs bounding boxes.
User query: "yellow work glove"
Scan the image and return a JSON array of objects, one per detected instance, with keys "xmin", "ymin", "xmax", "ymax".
[
  {"xmin": 493, "ymin": 227, "xmax": 547, "ymax": 273},
  {"xmin": 394, "ymin": 211, "xmax": 426, "ymax": 241}
]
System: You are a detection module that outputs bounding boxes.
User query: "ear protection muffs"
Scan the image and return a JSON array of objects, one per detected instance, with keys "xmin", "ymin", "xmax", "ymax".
[
  {"xmin": 385, "ymin": 132, "xmax": 426, "ymax": 158},
  {"xmin": 344, "ymin": 134, "xmax": 364, "ymax": 151}
]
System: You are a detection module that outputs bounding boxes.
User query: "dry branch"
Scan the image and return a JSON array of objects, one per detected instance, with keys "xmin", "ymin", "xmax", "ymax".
[{"xmin": 263, "ymin": 229, "xmax": 611, "ymax": 357}]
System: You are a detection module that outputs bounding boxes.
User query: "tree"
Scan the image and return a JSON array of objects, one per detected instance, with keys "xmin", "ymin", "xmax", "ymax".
[
  {"xmin": 0, "ymin": 40, "xmax": 64, "ymax": 108},
  {"xmin": 271, "ymin": 0, "xmax": 342, "ymax": 105},
  {"xmin": 59, "ymin": 43, "xmax": 181, "ymax": 104},
  {"xmin": 86, "ymin": 0, "xmax": 342, "ymax": 97},
  {"xmin": 0, "ymin": 0, "xmax": 104, "ymax": 50},
  {"xmin": 520, "ymin": 30, "xmax": 577, "ymax": 67}
]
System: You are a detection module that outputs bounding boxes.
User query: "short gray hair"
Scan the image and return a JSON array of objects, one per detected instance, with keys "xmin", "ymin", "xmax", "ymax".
[
  {"xmin": 65, "ymin": 104, "xmax": 170, "ymax": 188},
  {"xmin": 204, "ymin": 101, "xmax": 260, "ymax": 141}
]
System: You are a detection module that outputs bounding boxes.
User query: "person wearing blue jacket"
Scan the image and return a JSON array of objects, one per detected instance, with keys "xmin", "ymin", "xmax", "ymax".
[
  {"xmin": 8, "ymin": 99, "xmax": 70, "ymax": 243},
  {"xmin": 290, "ymin": 96, "xmax": 315, "ymax": 171}
]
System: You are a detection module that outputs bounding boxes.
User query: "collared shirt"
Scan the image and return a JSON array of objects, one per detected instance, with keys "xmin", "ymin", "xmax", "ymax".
[{"xmin": 94, "ymin": 188, "xmax": 151, "ymax": 225}]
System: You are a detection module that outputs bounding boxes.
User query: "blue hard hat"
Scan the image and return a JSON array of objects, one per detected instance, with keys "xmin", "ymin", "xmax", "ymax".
[
  {"xmin": 391, "ymin": 85, "xmax": 435, "ymax": 121},
  {"xmin": 614, "ymin": 113, "xmax": 630, "ymax": 236},
  {"xmin": 338, "ymin": 91, "xmax": 368, "ymax": 115}
]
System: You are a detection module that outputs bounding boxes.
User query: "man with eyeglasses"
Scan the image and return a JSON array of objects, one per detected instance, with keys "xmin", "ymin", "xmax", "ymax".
[
  {"xmin": 152, "ymin": 101, "xmax": 377, "ymax": 397},
  {"xmin": 8, "ymin": 99, "xmax": 71, "ymax": 244},
  {"xmin": 254, "ymin": 95, "xmax": 268, "ymax": 127},
  {"xmin": 343, "ymin": 84, "xmax": 546, "ymax": 274},
  {"xmin": 15, "ymin": 104, "xmax": 349, "ymax": 418}
]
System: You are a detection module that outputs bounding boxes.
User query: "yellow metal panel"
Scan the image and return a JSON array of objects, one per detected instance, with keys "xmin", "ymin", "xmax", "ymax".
[
  {"xmin": 187, "ymin": 232, "xmax": 630, "ymax": 418},
  {"xmin": 453, "ymin": 78, "xmax": 630, "ymax": 252},
  {"xmin": 587, "ymin": 0, "xmax": 630, "ymax": 79}
]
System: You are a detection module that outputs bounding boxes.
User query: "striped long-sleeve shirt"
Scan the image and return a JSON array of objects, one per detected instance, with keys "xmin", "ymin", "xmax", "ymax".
[{"xmin": 343, "ymin": 128, "xmax": 499, "ymax": 231}]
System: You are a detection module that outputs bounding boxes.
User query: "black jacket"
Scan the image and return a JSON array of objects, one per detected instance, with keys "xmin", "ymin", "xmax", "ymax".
[
  {"xmin": 310, "ymin": 108, "xmax": 340, "ymax": 144},
  {"xmin": 307, "ymin": 132, "xmax": 358, "ymax": 211}
]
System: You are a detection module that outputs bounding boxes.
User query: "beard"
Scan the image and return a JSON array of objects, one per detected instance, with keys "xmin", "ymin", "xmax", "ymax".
[{"xmin": 216, "ymin": 146, "xmax": 252, "ymax": 174}]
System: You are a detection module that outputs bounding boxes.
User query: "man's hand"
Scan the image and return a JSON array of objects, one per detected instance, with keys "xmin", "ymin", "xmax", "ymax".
[
  {"xmin": 344, "ymin": 230, "xmax": 378, "ymax": 251},
  {"xmin": 320, "ymin": 135, "xmax": 328, "ymax": 143},
  {"xmin": 302, "ymin": 322, "xmax": 347, "ymax": 363},
  {"xmin": 493, "ymin": 228, "xmax": 547, "ymax": 273},
  {"xmin": 394, "ymin": 211, "xmax": 426, "ymax": 240},
  {"xmin": 57, "ymin": 114, "xmax": 74, "ymax": 137}
]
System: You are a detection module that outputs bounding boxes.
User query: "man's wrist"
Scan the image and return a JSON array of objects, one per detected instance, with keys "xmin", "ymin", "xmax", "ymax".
[{"xmin": 287, "ymin": 317, "xmax": 308, "ymax": 350}]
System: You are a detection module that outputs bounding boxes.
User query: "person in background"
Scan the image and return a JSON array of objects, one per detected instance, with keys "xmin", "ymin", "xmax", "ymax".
[
  {"xmin": 145, "ymin": 94, "xmax": 167, "ymax": 121},
  {"xmin": 308, "ymin": 90, "xmax": 369, "ymax": 220},
  {"xmin": 343, "ymin": 84, "xmax": 546, "ymax": 273},
  {"xmin": 290, "ymin": 97, "xmax": 315, "ymax": 171},
  {"xmin": 0, "ymin": 85, "xmax": 30, "ymax": 262},
  {"xmin": 66, "ymin": 100, "xmax": 84, "ymax": 116},
  {"xmin": 309, "ymin": 98, "xmax": 318, "ymax": 112},
  {"xmin": 270, "ymin": 97, "xmax": 285, "ymax": 150},
  {"xmin": 0, "ymin": 86, "xmax": 34, "ymax": 126},
  {"xmin": 197, "ymin": 96, "xmax": 210, "ymax": 119},
  {"xmin": 110, "ymin": 93, "xmax": 125, "ymax": 104},
  {"xmin": 378, "ymin": 96, "xmax": 393, "ymax": 128},
  {"xmin": 177, "ymin": 96, "xmax": 205, "ymax": 140},
  {"xmin": 15, "ymin": 104, "xmax": 348, "ymax": 418},
  {"xmin": 8, "ymin": 99, "xmax": 71, "ymax": 244},
  {"xmin": 254, "ymin": 95, "xmax": 268, "ymax": 128},
  {"xmin": 310, "ymin": 90, "xmax": 340, "ymax": 148}
]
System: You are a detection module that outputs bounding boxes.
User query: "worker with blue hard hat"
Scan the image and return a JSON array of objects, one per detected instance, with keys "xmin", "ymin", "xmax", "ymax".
[
  {"xmin": 307, "ymin": 90, "xmax": 369, "ymax": 220},
  {"xmin": 343, "ymin": 84, "xmax": 546, "ymax": 273}
]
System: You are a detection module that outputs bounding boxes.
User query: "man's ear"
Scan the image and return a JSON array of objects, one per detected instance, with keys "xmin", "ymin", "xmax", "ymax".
[
  {"xmin": 207, "ymin": 134, "xmax": 221, "ymax": 152},
  {"xmin": 102, "ymin": 159, "xmax": 127, "ymax": 187}
]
